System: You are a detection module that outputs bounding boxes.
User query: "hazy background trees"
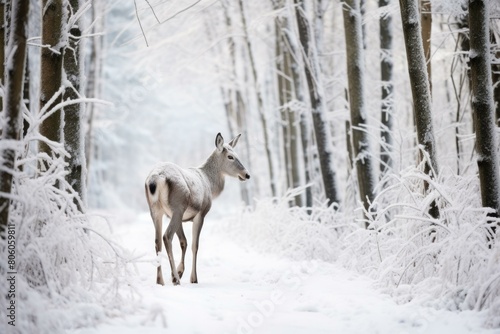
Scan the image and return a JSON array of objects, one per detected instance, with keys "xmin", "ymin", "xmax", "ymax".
[{"xmin": 84, "ymin": 0, "xmax": 500, "ymax": 228}]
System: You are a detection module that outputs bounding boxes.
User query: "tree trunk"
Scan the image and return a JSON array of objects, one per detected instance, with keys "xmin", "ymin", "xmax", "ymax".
[
  {"xmin": 0, "ymin": 0, "xmax": 29, "ymax": 236},
  {"xmin": 468, "ymin": 0, "xmax": 500, "ymax": 228},
  {"xmin": 39, "ymin": 0, "xmax": 64, "ymax": 162},
  {"xmin": 85, "ymin": 0, "xmax": 104, "ymax": 178},
  {"xmin": 359, "ymin": 0, "xmax": 366, "ymax": 49},
  {"xmin": 294, "ymin": 0, "xmax": 339, "ymax": 206},
  {"xmin": 281, "ymin": 1, "xmax": 312, "ymax": 207},
  {"xmin": 238, "ymin": 0, "xmax": 277, "ymax": 198},
  {"xmin": 399, "ymin": 0, "xmax": 439, "ymax": 219},
  {"xmin": 342, "ymin": 0, "xmax": 377, "ymax": 227},
  {"xmin": 491, "ymin": 30, "xmax": 500, "ymax": 126},
  {"xmin": 63, "ymin": 0, "xmax": 85, "ymax": 210},
  {"xmin": 275, "ymin": 9, "xmax": 303, "ymax": 206},
  {"xmin": 420, "ymin": 0, "xmax": 432, "ymax": 94},
  {"xmin": 379, "ymin": 0, "xmax": 394, "ymax": 178},
  {"xmin": 0, "ymin": 0, "xmax": 5, "ymax": 120},
  {"xmin": 276, "ymin": 19, "xmax": 293, "ymax": 195}
]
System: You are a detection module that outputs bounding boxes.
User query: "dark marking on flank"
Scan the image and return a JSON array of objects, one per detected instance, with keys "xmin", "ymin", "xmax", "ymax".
[{"xmin": 149, "ymin": 181, "xmax": 157, "ymax": 195}]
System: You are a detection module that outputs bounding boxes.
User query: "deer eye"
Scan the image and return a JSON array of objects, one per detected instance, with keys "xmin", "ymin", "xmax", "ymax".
[{"xmin": 228, "ymin": 155, "xmax": 234, "ymax": 160}]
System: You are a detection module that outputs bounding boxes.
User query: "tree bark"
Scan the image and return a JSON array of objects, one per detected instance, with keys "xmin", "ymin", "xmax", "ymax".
[
  {"xmin": 420, "ymin": 0, "xmax": 432, "ymax": 94},
  {"xmin": 294, "ymin": 0, "xmax": 339, "ymax": 206},
  {"xmin": 468, "ymin": 0, "xmax": 500, "ymax": 226},
  {"xmin": 39, "ymin": 0, "xmax": 63, "ymax": 161},
  {"xmin": 85, "ymin": 0, "xmax": 99, "ymax": 175},
  {"xmin": 342, "ymin": 0, "xmax": 377, "ymax": 227},
  {"xmin": 379, "ymin": 0, "xmax": 394, "ymax": 178},
  {"xmin": 399, "ymin": 0, "xmax": 439, "ymax": 219},
  {"xmin": 280, "ymin": 1, "xmax": 312, "ymax": 207},
  {"xmin": 63, "ymin": 0, "xmax": 85, "ymax": 210},
  {"xmin": 0, "ymin": 0, "xmax": 29, "ymax": 236},
  {"xmin": 275, "ymin": 8, "xmax": 303, "ymax": 206},
  {"xmin": 491, "ymin": 30, "xmax": 500, "ymax": 126},
  {"xmin": 0, "ymin": 0, "xmax": 5, "ymax": 118}
]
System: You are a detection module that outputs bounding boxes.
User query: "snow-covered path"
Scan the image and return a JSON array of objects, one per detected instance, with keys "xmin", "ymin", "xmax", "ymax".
[{"xmin": 76, "ymin": 212, "xmax": 496, "ymax": 334}]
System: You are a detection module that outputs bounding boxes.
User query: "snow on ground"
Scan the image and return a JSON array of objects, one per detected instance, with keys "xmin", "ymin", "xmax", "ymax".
[{"xmin": 74, "ymin": 212, "xmax": 499, "ymax": 334}]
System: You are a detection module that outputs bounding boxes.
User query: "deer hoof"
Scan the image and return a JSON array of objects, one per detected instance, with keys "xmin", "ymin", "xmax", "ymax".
[
  {"xmin": 171, "ymin": 274, "xmax": 181, "ymax": 285},
  {"xmin": 157, "ymin": 277, "xmax": 165, "ymax": 286},
  {"xmin": 177, "ymin": 265, "xmax": 184, "ymax": 279}
]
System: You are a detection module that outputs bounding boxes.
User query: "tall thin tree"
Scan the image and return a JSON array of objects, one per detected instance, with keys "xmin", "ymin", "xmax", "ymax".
[
  {"xmin": 342, "ymin": 0, "xmax": 377, "ymax": 226},
  {"xmin": 399, "ymin": 0, "xmax": 439, "ymax": 219},
  {"xmin": 420, "ymin": 0, "xmax": 432, "ymax": 93},
  {"xmin": 379, "ymin": 0, "xmax": 394, "ymax": 178},
  {"xmin": 0, "ymin": 0, "xmax": 5, "ymax": 117},
  {"xmin": 294, "ymin": 0, "xmax": 339, "ymax": 206},
  {"xmin": 63, "ymin": 0, "xmax": 85, "ymax": 210},
  {"xmin": 0, "ymin": 0, "xmax": 29, "ymax": 235},
  {"xmin": 274, "ymin": 2, "xmax": 303, "ymax": 206},
  {"xmin": 39, "ymin": 0, "xmax": 64, "ymax": 163},
  {"xmin": 468, "ymin": 0, "xmax": 500, "ymax": 231}
]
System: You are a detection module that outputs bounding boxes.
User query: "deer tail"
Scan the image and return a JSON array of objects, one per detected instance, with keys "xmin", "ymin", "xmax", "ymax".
[{"xmin": 145, "ymin": 174, "xmax": 160, "ymax": 204}]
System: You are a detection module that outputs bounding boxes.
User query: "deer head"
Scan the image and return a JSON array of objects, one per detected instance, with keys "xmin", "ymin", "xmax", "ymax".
[{"xmin": 215, "ymin": 133, "xmax": 250, "ymax": 182}]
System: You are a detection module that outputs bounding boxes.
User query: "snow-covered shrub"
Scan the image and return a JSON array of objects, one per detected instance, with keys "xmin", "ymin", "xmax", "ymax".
[
  {"xmin": 358, "ymin": 163, "xmax": 499, "ymax": 313},
  {"xmin": 219, "ymin": 187, "xmax": 356, "ymax": 262},
  {"xmin": 0, "ymin": 139, "xmax": 137, "ymax": 334},
  {"xmin": 219, "ymin": 161, "xmax": 500, "ymax": 327}
]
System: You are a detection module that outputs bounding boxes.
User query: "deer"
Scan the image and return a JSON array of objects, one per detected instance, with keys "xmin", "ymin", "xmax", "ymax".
[{"xmin": 145, "ymin": 133, "xmax": 250, "ymax": 285}]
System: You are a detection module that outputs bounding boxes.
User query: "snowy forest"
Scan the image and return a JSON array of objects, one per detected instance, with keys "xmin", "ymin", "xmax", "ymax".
[{"xmin": 1, "ymin": 0, "xmax": 500, "ymax": 332}]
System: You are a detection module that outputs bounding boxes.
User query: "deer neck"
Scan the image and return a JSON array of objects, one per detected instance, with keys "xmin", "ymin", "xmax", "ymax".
[{"xmin": 199, "ymin": 151, "xmax": 225, "ymax": 198}]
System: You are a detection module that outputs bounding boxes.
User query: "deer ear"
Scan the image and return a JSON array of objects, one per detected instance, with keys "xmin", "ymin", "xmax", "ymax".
[
  {"xmin": 228, "ymin": 134, "xmax": 241, "ymax": 148},
  {"xmin": 215, "ymin": 133, "xmax": 224, "ymax": 152}
]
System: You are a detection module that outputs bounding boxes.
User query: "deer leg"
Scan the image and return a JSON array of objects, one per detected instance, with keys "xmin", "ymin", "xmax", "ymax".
[
  {"xmin": 190, "ymin": 213, "xmax": 205, "ymax": 284},
  {"xmin": 152, "ymin": 212, "xmax": 164, "ymax": 286},
  {"xmin": 164, "ymin": 211, "xmax": 183, "ymax": 285},
  {"xmin": 175, "ymin": 224, "xmax": 187, "ymax": 279}
]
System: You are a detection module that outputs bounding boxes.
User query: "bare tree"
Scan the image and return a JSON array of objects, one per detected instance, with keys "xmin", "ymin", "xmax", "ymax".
[
  {"xmin": 0, "ymin": 0, "xmax": 5, "ymax": 116},
  {"xmin": 399, "ymin": 0, "xmax": 439, "ymax": 219},
  {"xmin": 63, "ymin": 0, "xmax": 85, "ymax": 210},
  {"xmin": 342, "ymin": 0, "xmax": 377, "ymax": 226},
  {"xmin": 468, "ymin": 0, "xmax": 500, "ymax": 230},
  {"xmin": 85, "ymin": 0, "xmax": 104, "ymax": 175},
  {"xmin": 491, "ymin": 29, "xmax": 500, "ymax": 125},
  {"xmin": 294, "ymin": 0, "xmax": 339, "ymax": 205},
  {"xmin": 0, "ymin": 0, "xmax": 29, "ymax": 235},
  {"xmin": 39, "ymin": 0, "xmax": 64, "ymax": 162},
  {"xmin": 420, "ymin": 0, "xmax": 432, "ymax": 93},
  {"xmin": 274, "ymin": 1, "xmax": 303, "ymax": 206},
  {"xmin": 379, "ymin": 0, "xmax": 394, "ymax": 178}
]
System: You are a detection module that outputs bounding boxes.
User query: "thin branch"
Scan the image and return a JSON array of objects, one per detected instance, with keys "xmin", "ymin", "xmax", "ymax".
[
  {"xmin": 134, "ymin": 0, "xmax": 149, "ymax": 47},
  {"xmin": 145, "ymin": 0, "xmax": 160, "ymax": 23},
  {"xmin": 160, "ymin": 0, "xmax": 202, "ymax": 24}
]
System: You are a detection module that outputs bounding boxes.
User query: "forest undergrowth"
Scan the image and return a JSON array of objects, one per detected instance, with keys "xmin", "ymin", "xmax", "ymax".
[
  {"xmin": 219, "ymin": 158, "xmax": 500, "ymax": 328},
  {"xmin": 0, "ymin": 136, "xmax": 137, "ymax": 334}
]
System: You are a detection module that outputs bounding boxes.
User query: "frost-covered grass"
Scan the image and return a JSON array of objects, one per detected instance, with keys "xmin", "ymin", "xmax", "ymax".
[{"xmin": 217, "ymin": 162, "xmax": 500, "ymax": 328}]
